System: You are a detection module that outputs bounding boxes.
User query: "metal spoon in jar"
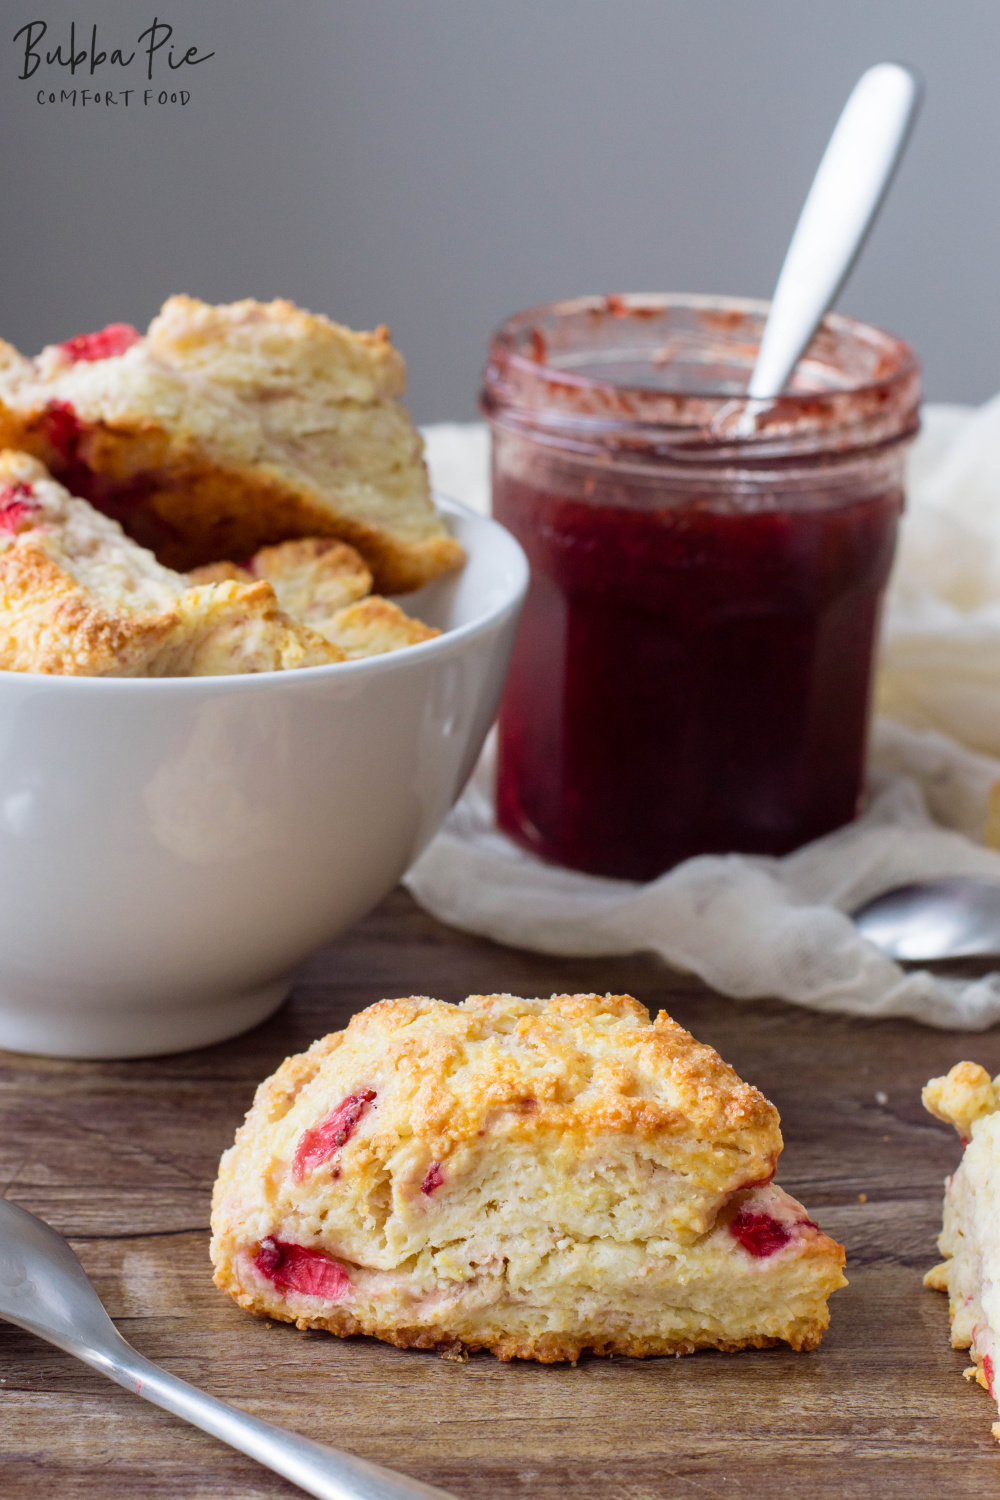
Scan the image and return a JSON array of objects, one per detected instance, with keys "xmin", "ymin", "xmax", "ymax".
[
  {"xmin": 852, "ymin": 878, "xmax": 1000, "ymax": 962},
  {"xmin": 728, "ymin": 61, "xmax": 922, "ymax": 431},
  {"xmin": 0, "ymin": 1199, "xmax": 457, "ymax": 1500}
]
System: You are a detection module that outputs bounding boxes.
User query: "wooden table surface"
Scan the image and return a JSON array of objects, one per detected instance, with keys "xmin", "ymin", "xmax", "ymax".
[{"xmin": 2, "ymin": 886, "xmax": 999, "ymax": 1499}]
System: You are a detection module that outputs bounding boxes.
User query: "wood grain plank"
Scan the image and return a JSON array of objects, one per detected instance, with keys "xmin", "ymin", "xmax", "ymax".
[{"xmin": 2, "ymin": 886, "xmax": 998, "ymax": 1498}]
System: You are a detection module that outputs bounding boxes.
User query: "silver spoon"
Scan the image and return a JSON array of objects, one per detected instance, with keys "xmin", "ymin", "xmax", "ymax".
[
  {"xmin": 852, "ymin": 878, "xmax": 1000, "ymax": 961},
  {"xmin": 734, "ymin": 62, "xmax": 922, "ymax": 425},
  {"xmin": 0, "ymin": 1199, "xmax": 457, "ymax": 1500}
]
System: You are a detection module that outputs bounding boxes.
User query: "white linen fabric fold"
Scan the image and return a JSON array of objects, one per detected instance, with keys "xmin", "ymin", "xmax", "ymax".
[
  {"xmin": 880, "ymin": 399, "xmax": 1000, "ymax": 758},
  {"xmin": 414, "ymin": 412, "xmax": 1000, "ymax": 1029}
]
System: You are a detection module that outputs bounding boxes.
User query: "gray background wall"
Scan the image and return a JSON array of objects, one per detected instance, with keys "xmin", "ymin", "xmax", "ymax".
[{"xmin": 0, "ymin": 1, "xmax": 996, "ymax": 420}]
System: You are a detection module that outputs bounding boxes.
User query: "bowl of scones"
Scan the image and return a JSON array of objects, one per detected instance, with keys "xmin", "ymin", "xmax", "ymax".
[{"xmin": 0, "ymin": 295, "xmax": 526, "ymax": 1060}]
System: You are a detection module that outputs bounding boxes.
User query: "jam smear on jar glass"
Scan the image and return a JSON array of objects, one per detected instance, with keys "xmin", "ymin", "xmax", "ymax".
[{"xmin": 482, "ymin": 294, "xmax": 920, "ymax": 881}]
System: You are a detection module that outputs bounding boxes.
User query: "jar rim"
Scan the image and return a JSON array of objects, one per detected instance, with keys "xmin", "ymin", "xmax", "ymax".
[{"xmin": 481, "ymin": 292, "xmax": 920, "ymax": 462}]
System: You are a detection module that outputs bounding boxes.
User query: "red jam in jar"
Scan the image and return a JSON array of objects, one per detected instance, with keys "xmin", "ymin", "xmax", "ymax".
[{"xmin": 482, "ymin": 294, "xmax": 920, "ymax": 881}]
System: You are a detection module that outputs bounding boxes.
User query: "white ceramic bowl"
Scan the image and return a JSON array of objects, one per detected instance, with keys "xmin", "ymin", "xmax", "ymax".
[{"xmin": 0, "ymin": 499, "xmax": 526, "ymax": 1059}]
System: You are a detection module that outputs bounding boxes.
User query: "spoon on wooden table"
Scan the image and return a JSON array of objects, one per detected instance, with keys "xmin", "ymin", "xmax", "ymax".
[{"xmin": 0, "ymin": 1199, "xmax": 458, "ymax": 1500}]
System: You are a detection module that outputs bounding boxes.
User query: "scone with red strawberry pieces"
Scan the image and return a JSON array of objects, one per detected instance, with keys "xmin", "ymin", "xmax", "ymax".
[
  {"xmin": 211, "ymin": 992, "xmax": 846, "ymax": 1362},
  {"xmin": 0, "ymin": 297, "xmax": 464, "ymax": 590},
  {"xmin": 0, "ymin": 449, "xmax": 342, "ymax": 675}
]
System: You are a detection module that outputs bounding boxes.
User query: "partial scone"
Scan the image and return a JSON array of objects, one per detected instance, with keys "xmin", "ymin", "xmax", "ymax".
[
  {"xmin": 307, "ymin": 597, "xmax": 439, "ymax": 659},
  {"xmin": 0, "ymin": 450, "xmax": 342, "ymax": 675},
  {"xmin": 0, "ymin": 297, "xmax": 464, "ymax": 590},
  {"xmin": 211, "ymin": 992, "xmax": 846, "ymax": 1362},
  {"xmin": 191, "ymin": 537, "xmax": 440, "ymax": 657},
  {"xmin": 924, "ymin": 1061, "xmax": 1000, "ymax": 1439},
  {"xmin": 245, "ymin": 537, "xmax": 374, "ymax": 622}
]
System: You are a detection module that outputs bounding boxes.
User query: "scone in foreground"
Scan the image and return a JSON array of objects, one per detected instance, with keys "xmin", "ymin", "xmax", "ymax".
[
  {"xmin": 0, "ymin": 297, "xmax": 464, "ymax": 590},
  {"xmin": 924, "ymin": 1061, "xmax": 1000, "ymax": 1439},
  {"xmin": 212, "ymin": 992, "xmax": 846, "ymax": 1362}
]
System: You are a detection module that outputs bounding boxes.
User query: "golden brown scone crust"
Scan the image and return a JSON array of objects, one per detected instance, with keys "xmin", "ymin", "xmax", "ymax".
[
  {"xmin": 145, "ymin": 295, "xmax": 407, "ymax": 397},
  {"xmin": 191, "ymin": 537, "xmax": 438, "ymax": 657},
  {"xmin": 249, "ymin": 537, "xmax": 373, "ymax": 621},
  {"xmin": 924, "ymin": 1061, "xmax": 1000, "ymax": 1142},
  {"xmin": 212, "ymin": 993, "xmax": 846, "ymax": 1363},
  {"xmin": 0, "ymin": 297, "xmax": 465, "ymax": 591},
  {"xmin": 0, "ymin": 534, "xmax": 178, "ymax": 676},
  {"xmin": 188, "ymin": 559, "xmax": 253, "ymax": 585},
  {"xmin": 0, "ymin": 450, "xmax": 342, "ymax": 675},
  {"xmin": 164, "ymin": 579, "xmax": 345, "ymax": 676},
  {"xmin": 319, "ymin": 596, "xmax": 440, "ymax": 657}
]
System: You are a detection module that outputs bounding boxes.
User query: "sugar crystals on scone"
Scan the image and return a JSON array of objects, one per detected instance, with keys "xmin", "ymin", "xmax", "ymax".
[
  {"xmin": 0, "ymin": 450, "xmax": 342, "ymax": 676},
  {"xmin": 211, "ymin": 992, "xmax": 846, "ymax": 1362},
  {"xmin": 0, "ymin": 297, "xmax": 464, "ymax": 591},
  {"xmin": 924, "ymin": 1061, "xmax": 1000, "ymax": 1439}
]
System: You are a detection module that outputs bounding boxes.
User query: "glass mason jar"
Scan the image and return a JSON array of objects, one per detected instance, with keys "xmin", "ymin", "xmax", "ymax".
[{"xmin": 481, "ymin": 293, "xmax": 920, "ymax": 881}]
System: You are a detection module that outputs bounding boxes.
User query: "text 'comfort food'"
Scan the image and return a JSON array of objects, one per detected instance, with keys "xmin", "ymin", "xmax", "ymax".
[
  {"xmin": 211, "ymin": 992, "xmax": 846, "ymax": 1362},
  {"xmin": 0, "ymin": 296, "xmax": 464, "ymax": 591},
  {"xmin": 924, "ymin": 1062, "xmax": 1000, "ymax": 1439}
]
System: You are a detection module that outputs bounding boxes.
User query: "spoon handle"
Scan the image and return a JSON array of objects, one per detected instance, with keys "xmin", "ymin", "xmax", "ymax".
[
  {"xmin": 76, "ymin": 1332, "xmax": 456, "ymax": 1500},
  {"xmin": 747, "ymin": 62, "xmax": 922, "ymax": 401}
]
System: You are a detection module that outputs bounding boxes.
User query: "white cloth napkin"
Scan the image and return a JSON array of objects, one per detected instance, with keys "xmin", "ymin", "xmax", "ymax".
[
  {"xmin": 413, "ymin": 412, "xmax": 1000, "ymax": 1030},
  {"xmin": 880, "ymin": 397, "xmax": 1000, "ymax": 757}
]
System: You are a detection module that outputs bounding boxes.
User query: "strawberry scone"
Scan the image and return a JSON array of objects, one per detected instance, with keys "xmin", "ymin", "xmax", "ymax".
[
  {"xmin": 0, "ymin": 297, "xmax": 464, "ymax": 590},
  {"xmin": 190, "ymin": 536, "xmax": 440, "ymax": 657},
  {"xmin": 924, "ymin": 1061, "xmax": 1000, "ymax": 1439},
  {"xmin": 0, "ymin": 450, "xmax": 341, "ymax": 675},
  {"xmin": 211, "ymin": 992, "xmax": 846, "ymax": 1362}
]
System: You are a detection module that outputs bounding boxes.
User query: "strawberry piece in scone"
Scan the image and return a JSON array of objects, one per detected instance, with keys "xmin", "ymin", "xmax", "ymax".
[
  {"xmin": 0, "ymin": 297, "xmax": 463, "ymax": 591},
  {"xmin": 211, "ymin": 992, "xmax": 846, "ymax": 1362}
]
